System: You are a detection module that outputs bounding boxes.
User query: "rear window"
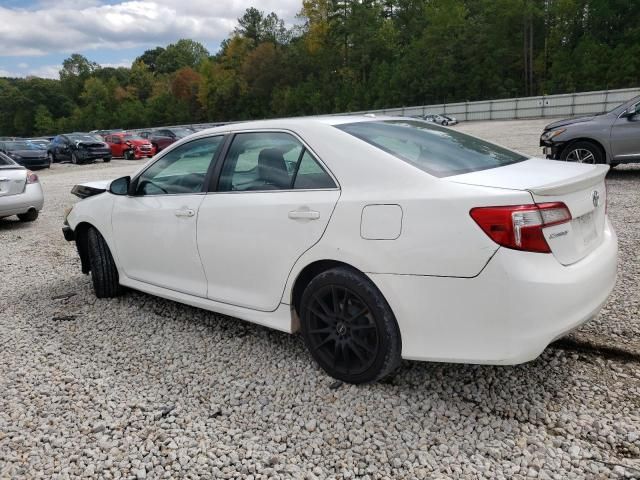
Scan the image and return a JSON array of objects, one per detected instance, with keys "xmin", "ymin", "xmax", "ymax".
[
  {"xmin": 336, "ymin": 120, "xmax": 527, "ymax": 177},
  {"xmin": 0, "ymin": 152, "xmax": 17, "ymax": 166}
]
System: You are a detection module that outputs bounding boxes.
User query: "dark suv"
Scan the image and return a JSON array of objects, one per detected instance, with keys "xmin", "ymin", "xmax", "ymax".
[
  {"xmin": 48, "ymin": 133, "xmax": 112, "ymax": 165},
  {"xmin": 540, "ymin": 95, "xmax": 640, "ymax": 166}
]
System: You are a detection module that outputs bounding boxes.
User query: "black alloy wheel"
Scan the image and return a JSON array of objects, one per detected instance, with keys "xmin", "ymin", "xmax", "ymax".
[{"xmin": 300, "ymin": 267, "xmax": 401, "ymax": 384}]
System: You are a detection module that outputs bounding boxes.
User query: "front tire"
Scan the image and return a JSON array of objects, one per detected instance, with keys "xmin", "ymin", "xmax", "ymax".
[
  {"xmin": 561, "ymin": 141, "xmax": 604, "ymax": 164},
  {"xmin": 48, "ymin": 152, "xmax": 55, "ymax": 164},
  {"xmin": 87, "ymin": 227, "xmax": 121, "ymax": 298},
  {"xmin": 300, "ymin": 267, "xmax": 401, "ymax": 384},
  {"xmin": 71, "ymin": 152, "xmax": 79, "ymax": 165},
  {"xmin": 17, "ymin": 209, "xmax": 38, "ymax": 222}
]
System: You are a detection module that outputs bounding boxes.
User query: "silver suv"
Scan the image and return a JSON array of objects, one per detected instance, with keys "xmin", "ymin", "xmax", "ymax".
[{"xmin": 540, "ymin": 95, "xmax": 640, "ymax": 166}]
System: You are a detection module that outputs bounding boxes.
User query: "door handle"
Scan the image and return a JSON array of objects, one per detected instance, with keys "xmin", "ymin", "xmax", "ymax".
[
  {"xmin": 174, "ymin": 208, "xmax": 195, "ymax": 218},
  {"xmin": 288, "ymin": 210, "xmax": 320, "ymax": 220}
]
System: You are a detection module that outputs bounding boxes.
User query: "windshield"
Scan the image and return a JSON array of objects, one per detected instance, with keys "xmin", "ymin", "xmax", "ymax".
[
  {"xmin": 0, "ymin": 152, "xmax": 17, "ymax": 166},
  {"xmin": 68, "ymin": 134, "xmax": 101, "ymax": 143},
  {"xmin": 123, "ymin": 134, "xmax": 144, "ymax": 141},
  {"xmin": 5, "ymin": 141, "xmax": 40, "ymax": 150},
  {"xmin": 607, "ymin": 95, "xmax": 640, "ymax": 114},
  {"xmin": 337, "ymin": 120, "xmax": 527, "ymax": 177}
]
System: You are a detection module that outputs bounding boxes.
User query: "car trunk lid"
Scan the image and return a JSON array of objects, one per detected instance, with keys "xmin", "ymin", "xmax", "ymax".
[
  {"xmin": 0, "ymin": 166, "xmax": 27, "ymax": 197},
  {"xmin": 450, "ymin": 158, "xmax": 608, "ymax": 265}
]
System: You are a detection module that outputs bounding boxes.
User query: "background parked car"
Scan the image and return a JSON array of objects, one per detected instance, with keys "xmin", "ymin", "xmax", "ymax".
[
  {"xmin": 423, "ymin": 114, "xmax": 458, "ymax": 126},
  {"xmin": 0, "ymin": 140, "xmax": 50, "ymax": 169},
  {"xmin": 25, "ymin": 138, "xmax": 52, "ymax": 150},
  {"xmin": 47, "ymin": 133, "xmax": 112, "ymax": 165},
  {"xmin": 540, "ymin": 95, "xmax": 640, "ymax": 166},
  {"xmin": 0, "ymin": 152, "xmax": 43, "ymax": 222},
  {"xmin": 139, "ymin": 127, "xmax": 195, "ymax": 152},
  {"xmin": 105, "ymin": 132, "xmax": 156, "ymax": 159}
]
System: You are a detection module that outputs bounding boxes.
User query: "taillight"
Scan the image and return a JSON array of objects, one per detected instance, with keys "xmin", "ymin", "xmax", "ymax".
[
  {"xmin": 470, "ymin": 202, "xmax": 571, "ymax": 253},
  {"xmin": 26, "ymin": 170, "xmax": 39, "ymax": 184}
]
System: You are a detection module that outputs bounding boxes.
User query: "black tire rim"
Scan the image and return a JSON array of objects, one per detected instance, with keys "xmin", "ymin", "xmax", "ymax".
[{"xmin": 306, "ymin": 285, "xmax": 379, "ymax": 375}]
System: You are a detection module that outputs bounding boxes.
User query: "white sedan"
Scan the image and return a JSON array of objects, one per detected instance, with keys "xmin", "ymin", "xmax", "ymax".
[
  {"xmin": 62, "ymin": 117, "xmax": 617, "ymax": 383},
  {"xmin": 0, "ymin": 152, "xmax": 44, "ymax": 222}
]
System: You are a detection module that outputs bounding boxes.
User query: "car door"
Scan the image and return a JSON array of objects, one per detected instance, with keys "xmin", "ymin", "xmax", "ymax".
[
  {"xmin": 56, "ymin": 136, "xmax": 71, "ymax": 161},
  {"xmin": 197, "ymin": 131, "xmax": 340, "ymax": 311},
  {"xmin": 111, "ymin": 135, "xmax": 225, "ymax": 297},
  {"xmin": 610, "ymin": 101, "xmax": 640, "ymax": 161}
]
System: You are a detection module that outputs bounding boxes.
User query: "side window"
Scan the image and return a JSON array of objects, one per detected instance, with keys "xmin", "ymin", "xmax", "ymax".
[
  {"xmin": 104, "ymin": 136, "xmax": 111, "ymax": 143},
  {"xmin": 218, "ymin": 132, "xmax": 303, "ymax": 192},
  {"xmin": 113, "ymin": 137, "xmax": 121, "ymax": 144},
  {"xmin": 135, "ymin": 136, "xmax": 223, "ymax": 196},
  {"xmin": 293, "ymin": 151, "xmax": 336, "ymax": 189}
]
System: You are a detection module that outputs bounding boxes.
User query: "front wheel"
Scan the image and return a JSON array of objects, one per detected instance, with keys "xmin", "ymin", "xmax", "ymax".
[
  {"xmin": 86, "ymin": 227, "xmax": 122, "ymax": 298},
  {"xmin": 561, "ymin": 141, "xmax": 604, "ymax": 164},
  {"xmin": 48, "ymin": 152, "xmax": 55, "ymax": 164},
  {"xmin": 71, "ymin": 152, "xmax": 79, "ymax": 164},
  {"xmin": 300, "ymin": 267, "xmax": 402, "ymax": 384}
]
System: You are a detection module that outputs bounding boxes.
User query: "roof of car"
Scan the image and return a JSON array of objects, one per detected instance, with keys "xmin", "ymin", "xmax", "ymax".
[{"xmin": 194, "ymin": 115, "xmax": 391, "ymax": 136}]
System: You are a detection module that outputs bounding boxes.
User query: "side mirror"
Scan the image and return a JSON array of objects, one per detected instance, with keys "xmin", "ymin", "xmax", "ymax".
[
  {"xmin": 109, "ymin": 176, "xmax": 130, "ymax": 195},
  {"xmin": 624, "ymin": 104, "xmax": 639, "ymax": 118}
]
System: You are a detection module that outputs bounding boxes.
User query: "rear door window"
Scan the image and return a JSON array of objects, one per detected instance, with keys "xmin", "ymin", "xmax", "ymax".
[{"xmin": 336, "ymin": 120, "xmax": 527, "ymax": 177}]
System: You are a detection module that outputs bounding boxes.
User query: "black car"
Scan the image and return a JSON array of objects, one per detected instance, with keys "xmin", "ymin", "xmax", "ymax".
[
  {"xmin": 0, "ymin": 140, "xmax": 50, "ymax": 169},
  {"xmin": 47, "ymin": 133, "xmax": 112, "ymax": 165}
]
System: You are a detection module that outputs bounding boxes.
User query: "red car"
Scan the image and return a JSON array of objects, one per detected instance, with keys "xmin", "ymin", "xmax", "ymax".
[{"xmin": 105, "ymin": 133, "xmax": 156, "ymax": 160}]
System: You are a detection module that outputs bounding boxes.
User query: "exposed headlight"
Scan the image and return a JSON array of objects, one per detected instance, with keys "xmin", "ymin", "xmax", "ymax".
[{"xmin": 541, "ymin": 128, "xmax": 566, "ymax": 141}]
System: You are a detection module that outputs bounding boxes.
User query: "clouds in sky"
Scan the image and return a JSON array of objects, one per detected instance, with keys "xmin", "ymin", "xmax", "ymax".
[{"xmin": 0, "ymin": 0, "xmax": 301, "ymax": 78}]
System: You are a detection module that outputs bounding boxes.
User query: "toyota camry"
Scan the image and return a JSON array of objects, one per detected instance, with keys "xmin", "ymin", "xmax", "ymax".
[{"xmin": 62, "ymin": 117, "xmax": 617, "ymax": 383}]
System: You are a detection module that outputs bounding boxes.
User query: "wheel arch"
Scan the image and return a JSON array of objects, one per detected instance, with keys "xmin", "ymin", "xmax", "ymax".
[
  {"xmin": 289, "ymin": 259, "xmax": 385, "ymax": 332},
  {"xmin": 74, "ymin": 221, "xmax": 95, "ymax": 274},
  {"xmin": 560, "ymin": 137, "xmax": 609, "ymax": 163}
]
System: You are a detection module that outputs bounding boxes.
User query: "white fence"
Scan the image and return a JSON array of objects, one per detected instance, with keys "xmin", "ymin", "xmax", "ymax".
[{"xmin": 343, "ymin": 87, "xmax": 640, "ymax": 122}]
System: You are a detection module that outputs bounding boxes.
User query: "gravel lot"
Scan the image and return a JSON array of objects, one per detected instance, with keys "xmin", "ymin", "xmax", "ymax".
[{"xmin": 1, "ymin": 120, "xmax": 639, "ymax": 479}]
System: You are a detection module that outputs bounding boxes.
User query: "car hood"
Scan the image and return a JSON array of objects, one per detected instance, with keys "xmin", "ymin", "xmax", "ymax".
[
  {"xmin": 10, "ymin": 149, "xmax": 47, "ymax": 158},
  {"xmin": 543, "ymin": 115, "xmax": 596, "ymax": 131}
]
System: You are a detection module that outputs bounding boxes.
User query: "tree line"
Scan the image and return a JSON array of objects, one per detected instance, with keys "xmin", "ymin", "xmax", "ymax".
[{"xmin": 1, "ymin": 0, "xmax": 638, "ymax": 137}]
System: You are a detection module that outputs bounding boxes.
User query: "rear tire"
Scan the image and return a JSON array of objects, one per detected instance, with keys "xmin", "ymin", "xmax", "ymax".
[
  {"xmin": 17, "ymin": 209, "xmax": 38, "ymax": 222},
  {"xmin": 300, "ymin": 267, "xmax": 402, "ymax": 384},
  {"xmin": 87, "ymin": 227, "xmax": 122, "ymax": 298},
  {"xmin": 104, "ymin": 157, "xmax": 111, "ymax": 163},
  {"xmin": 561, "ymin": 141, "xmax": 604, "ymax": 164}
]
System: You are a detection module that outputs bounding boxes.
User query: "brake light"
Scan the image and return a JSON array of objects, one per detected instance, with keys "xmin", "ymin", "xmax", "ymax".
[
  {"xmin": 26, "ymin": 170, "xmax": 39, "ymax": 184},
  {"xmin": 470, "ymin": 202, "xmax": 571, "ymax": 253}
]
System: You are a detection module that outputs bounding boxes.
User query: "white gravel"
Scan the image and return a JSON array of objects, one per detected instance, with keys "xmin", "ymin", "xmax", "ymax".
[{"xmin": 1, "ymin": 121, "xmax": 640, "ymax": 479}]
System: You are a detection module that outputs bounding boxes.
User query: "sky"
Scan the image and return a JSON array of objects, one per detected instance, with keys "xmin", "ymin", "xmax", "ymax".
[{"xmin": 0, "ymin": 0, "xmax": 300, "ymax": 79}]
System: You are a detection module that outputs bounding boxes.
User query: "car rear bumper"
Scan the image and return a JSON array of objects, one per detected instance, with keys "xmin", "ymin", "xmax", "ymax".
[
  {"xmin": 0, "ymin": 183, "xmax": 45, "ymax": 217},
  {"xmin": 369, "ymin": 217, "xmax": 617, "ymax": 364}
]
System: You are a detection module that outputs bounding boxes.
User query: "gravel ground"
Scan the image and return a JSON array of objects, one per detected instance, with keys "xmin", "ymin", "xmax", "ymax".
[{"xmin": 1, "ymin": 121, "xmax": 639, "ymax": 479}]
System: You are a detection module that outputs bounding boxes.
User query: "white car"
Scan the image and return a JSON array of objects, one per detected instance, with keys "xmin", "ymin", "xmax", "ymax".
[
  {"xmin": 62, "ymin": 117, "xmax": 617, "ymax": 383},
  {"xmin": 0, "ymin": 152, "xmax": 44, "ymax": 222}
]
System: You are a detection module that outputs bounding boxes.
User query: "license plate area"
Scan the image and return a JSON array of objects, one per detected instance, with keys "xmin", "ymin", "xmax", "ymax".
[{"xmin": 576, "ymin": 211, "xmax": 597, "ymax": 246}]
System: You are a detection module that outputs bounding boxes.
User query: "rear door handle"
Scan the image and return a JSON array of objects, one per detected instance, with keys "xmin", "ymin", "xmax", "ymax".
[
  {"xmin": 175, "ymin": 208, "xmax": 195, "ymax": 218},
  {"xmin": 288, "ymin": 210, "xmax": 320, "ymax": 220}
]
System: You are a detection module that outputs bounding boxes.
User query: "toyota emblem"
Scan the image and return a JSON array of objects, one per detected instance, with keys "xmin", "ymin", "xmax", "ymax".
[{"xmin": 592, "ymin": 190, "xmax": 600, "ymax": 208}]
